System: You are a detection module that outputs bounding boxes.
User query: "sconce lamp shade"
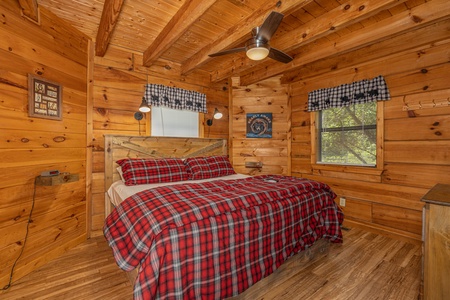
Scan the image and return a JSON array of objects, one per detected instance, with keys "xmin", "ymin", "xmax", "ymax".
[
  {"xmin": 213, "ymin": 108, "xmax": 223, "ymax": 119},
  {"xmin": 139, "ymin": 97, "xmax": 151, "ymax": 113},
  {"xmin": 206, "ymin": 108, "xmax": 223, "ymax": 126}
]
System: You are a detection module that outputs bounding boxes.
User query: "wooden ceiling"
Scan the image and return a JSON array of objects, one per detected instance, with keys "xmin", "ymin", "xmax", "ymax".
[{"xmin": 17, "ymin": 0, "xmax": 450, "ymax": 84}]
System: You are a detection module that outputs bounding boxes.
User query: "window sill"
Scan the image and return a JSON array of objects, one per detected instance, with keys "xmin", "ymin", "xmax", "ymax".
[{"xmin": 312, "ymin": 164, "xmax": 383, "ymax": 183}]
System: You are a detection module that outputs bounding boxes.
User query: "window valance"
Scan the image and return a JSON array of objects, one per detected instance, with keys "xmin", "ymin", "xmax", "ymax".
[
  {"xmin": 307, "ymin": 75, "xmax": 390, "ymax": 112},
  {"xmin": 144, "ymin": 84, "xmax": 207, "ymax": 113}
]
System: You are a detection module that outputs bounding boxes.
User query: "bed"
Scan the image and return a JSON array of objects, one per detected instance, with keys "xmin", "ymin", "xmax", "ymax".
[{"xmin": 103, "ymin": 135, "xmax": 344, "ymax": 300}]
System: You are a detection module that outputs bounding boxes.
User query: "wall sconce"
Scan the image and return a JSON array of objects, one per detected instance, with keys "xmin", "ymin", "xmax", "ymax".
[
  {"xmin": 139, "ymin": 97, "xmax": 150, "ymax": 113},
  {"xmin": 206, "ymin": 108, "xmax": 223, "ymax": 126}
]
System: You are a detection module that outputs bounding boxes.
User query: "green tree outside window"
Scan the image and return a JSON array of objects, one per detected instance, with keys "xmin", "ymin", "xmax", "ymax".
[{"xmin": 318, "ymin": 102, "xmax": 377, "ymax": 166}]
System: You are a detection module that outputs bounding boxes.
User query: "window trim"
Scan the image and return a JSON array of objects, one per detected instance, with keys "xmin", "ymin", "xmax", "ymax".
[{"xmin": 310, "ymin": 101, "xmax": 384, "ymax": 178}]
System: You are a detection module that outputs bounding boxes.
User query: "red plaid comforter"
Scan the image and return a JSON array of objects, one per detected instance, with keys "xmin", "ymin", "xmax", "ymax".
[{"xmin": 104, "ymin": 175, "xmax": 343, "ymax": 299}]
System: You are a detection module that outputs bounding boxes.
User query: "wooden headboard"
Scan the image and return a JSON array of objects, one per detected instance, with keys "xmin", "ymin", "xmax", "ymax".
[{"xmin": 104, "ymin": 135, "xmax": 228, "ymax": 215}]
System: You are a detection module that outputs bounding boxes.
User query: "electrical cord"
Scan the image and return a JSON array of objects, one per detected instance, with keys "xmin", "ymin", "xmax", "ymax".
[{"xmin": 2, "ymin": 176, "xmax": 37, "ymax": 290}]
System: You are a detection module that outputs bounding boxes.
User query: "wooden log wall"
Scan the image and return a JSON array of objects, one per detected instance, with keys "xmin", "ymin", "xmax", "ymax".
[
  {"xmin": 289, "ymin": 18, "xmax": 450, "ymax": 243},
  {"xmin": 91, "ymin": 46, "xmax": 229, "ymax": 236},
  {"xmin": 230, "ymin": 77, "xmax": 290, "ymax": 176},
  {"xmin": 0, "ymin": 2, "xmax": 89, "ymax": 288}
]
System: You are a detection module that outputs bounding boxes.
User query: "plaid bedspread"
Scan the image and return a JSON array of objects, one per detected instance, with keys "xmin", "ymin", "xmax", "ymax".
[{"xmin": 104, "ymin": 175, "xmax": 343, "ymax": 300}]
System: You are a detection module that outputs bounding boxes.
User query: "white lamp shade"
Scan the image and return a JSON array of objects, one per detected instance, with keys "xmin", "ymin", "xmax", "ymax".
[
  {"xmin": 139, "ymin": 97, "xmax": 151, "ymax": 112},
  {"xmin": 139, "ymin": 106, "xmax": 151, "ymax": 113}
]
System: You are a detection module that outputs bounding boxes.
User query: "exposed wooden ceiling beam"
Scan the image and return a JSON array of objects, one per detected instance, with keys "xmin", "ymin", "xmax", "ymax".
[
  {"xmin": 18, "ymin": 0, "xmax": 39, "ymax": 23},
  {"xmin": 143, "ymin": 0, "xmax": 217, "ymax": 67},
  {"xmin": 276, "ymin": 0, "xmax": 408, "ymax": 53},
  {"xmin": 180, "ymin": 0, "xmax": 315, "ymax": 76},
  {"xmin": 211, "ymin": 0, "xmax": 407, "ymax": 83},
  {"xmin": 239, "ymin": 0, "xmax": 450, "ymax": 86},
  {"xmin": 282, "ymin": 19, "xmax": 450, "ymax": 84},
  {"xmin": 95, "ymin": 0, "xmax": 125, "ymax": 57}
]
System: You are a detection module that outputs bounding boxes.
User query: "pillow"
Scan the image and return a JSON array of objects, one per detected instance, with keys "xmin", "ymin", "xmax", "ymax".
[
  {"xmin": 116, "ymin": 167, "xmax": 125, "ymax": 182},
  {"xmin": 116, "ymin": 158, "xmax": 188, "ymax": 186},
  {"xmin": 184, "ymin": 155, "xmax": 235, "ymax": 180}
]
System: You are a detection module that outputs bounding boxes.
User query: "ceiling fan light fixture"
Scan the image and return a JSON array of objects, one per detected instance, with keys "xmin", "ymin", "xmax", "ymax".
[
  {"xmin": 246, "ymin": 38, "xmax": 270, "ymax": 61},
  {"xmin": 246, "ymin": 46, "xmax": 270, "ymax": 60}
]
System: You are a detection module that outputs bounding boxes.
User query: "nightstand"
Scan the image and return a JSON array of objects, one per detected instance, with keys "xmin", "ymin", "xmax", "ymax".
[{"xmin": 421, "ymin": 183, "xmax": 450, "ymax": 300}]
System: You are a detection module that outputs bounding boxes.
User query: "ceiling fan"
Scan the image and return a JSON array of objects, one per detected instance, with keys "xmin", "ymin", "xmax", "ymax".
[{"xmin": 208, "ymin": 11, "xmax": 293, "ymax": 63}]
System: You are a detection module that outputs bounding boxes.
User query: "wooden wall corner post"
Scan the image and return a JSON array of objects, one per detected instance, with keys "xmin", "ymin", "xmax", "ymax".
[
  {"xmin": 86, "ymin": 39, "xmax": 94, "ymax": 238},
  {"xmin": 199, "ymin": 110, "xmax": 205, "ymax": 138},
  {"xmin": 228, "ymin": 76, "xmax": 236, "ymax": 164},
  {"xmin": 376, "ymin": 100, "xmax": 385, "ymax": 170},
  {"xmin": 104, "ymin": 135, "xmax": 114, "ymax": 217},
  {"xmin": 310, "ymin": 111, "xmax": 317, "ymax": 166},
  {"xmin": 145, "ymin": 110, "xmax": 151, "ymax": 136},
  {"xmin": 287, "ymin": 83, "xmax": 292, "ymax": 176}
]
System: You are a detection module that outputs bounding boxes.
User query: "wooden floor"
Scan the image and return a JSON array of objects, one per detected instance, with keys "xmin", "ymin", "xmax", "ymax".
[{"xmin": 1, "ymin": 227, "xmax": 422, "ymax": 300}]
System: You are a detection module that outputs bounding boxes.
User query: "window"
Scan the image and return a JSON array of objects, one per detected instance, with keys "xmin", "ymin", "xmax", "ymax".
[
  {"xmin": 317, "ymin": 102, "xmax": 377, "ymax": 166},
  {"xmin": 151, "ymin": 107, "xmax": 199, "ymax": 137}
]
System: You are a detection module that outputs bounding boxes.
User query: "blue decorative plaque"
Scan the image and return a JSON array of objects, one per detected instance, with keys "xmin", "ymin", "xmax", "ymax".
[{"xmin": 246, "ymin": 113, "xmax": 272, "ymax": 138}]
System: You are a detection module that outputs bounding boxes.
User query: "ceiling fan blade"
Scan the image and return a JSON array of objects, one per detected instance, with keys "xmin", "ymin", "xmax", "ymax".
[
  {"xmin": 268, "ymin": 48, "xmax": 293, "ymax": 63},
  {"xmin": 209, "ymin": 47, "xmax": 246, "ymax": 57},
  {"xmin": 257, "ymin": 11, "xmax": 284, "ymax": 41}
]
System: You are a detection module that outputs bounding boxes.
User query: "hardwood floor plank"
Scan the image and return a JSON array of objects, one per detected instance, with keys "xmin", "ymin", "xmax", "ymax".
[{"xmin": 0, "ymin": 227, "xmax": 421, "ymax": 300}]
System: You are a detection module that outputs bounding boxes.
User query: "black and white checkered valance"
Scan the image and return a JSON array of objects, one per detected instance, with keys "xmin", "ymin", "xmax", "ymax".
[
  {"xmin": 307, "ymin": 75, "xmax": 390, "ymax": 112},
  {"xmin": 144, "ymin": 84, "xmax": 207, "ymax": 113}
]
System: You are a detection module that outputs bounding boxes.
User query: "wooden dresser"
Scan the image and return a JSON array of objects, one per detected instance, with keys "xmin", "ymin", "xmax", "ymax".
[{"xmin": 421, "ymin": 184, "xmax": 450, "ymax": 300}]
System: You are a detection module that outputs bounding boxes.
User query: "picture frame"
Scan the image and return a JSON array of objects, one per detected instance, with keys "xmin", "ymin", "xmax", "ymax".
[
  {"xmin": 246, "ymin": 113, "xmax": 272, "ymax": 138},
  {"xmin": 28, "ymin": 74, "xmax": 62, "ymax": 120}
]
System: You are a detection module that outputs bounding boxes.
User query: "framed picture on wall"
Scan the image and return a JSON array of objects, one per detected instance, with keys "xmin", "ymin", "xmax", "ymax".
[
  {"xmin": 246, "ymin": 113, "xmax": 272, "ymax": 138},
  {"xmin": 28, "ymin": 74, "xmax": 62, "ymax": 120}
]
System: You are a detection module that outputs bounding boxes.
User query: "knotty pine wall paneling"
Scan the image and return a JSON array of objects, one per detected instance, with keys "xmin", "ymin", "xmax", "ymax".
[
  {"xmin": 91, "ymin": 45, "xmax": 229, "ymax": 235},
  {"xmin": 0, "ymin": 3, "xmax": 89, "ymax": 289},
  {"xmin": 230, "ymin": 77, "xmax": 291, "ymax": 176},
  {"xmin": 289, "ymin": 18, "xmax": 450, "ymax": 243}
]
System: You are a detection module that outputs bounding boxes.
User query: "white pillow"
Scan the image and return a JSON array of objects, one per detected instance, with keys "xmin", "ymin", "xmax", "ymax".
[{"xmin": 116, "ymin": 167, "xmax": 125, "ymax": 182}]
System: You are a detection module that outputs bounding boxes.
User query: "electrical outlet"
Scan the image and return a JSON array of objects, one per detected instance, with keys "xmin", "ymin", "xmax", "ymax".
[{"xmin": 339, "ymin": 197, "xmax": 346, "ymax": 207}]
